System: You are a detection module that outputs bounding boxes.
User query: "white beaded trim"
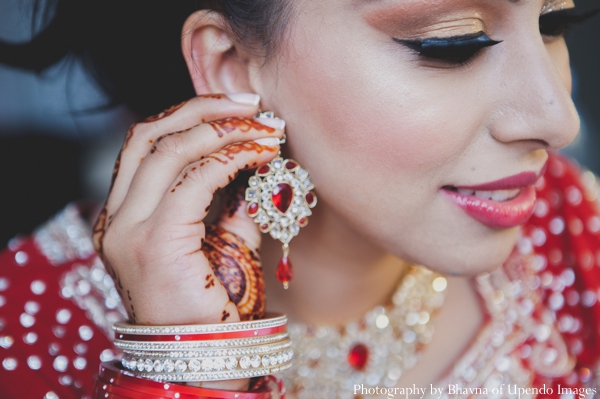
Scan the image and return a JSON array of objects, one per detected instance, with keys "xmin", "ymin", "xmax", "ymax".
[{"xmin": 34, "ymin": 204, "xmax": 95, "ymax": 265}]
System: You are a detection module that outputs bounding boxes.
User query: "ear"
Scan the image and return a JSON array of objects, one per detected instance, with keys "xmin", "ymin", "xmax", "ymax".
[{"xmin": 181, "ymin": 11, "xmax": 253, "ymax": 95}]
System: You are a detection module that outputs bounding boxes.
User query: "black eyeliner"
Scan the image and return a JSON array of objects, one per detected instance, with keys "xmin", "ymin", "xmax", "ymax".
[
  {"xmin": 540, "ymin": 8, "xmax": 600, "ymax": 37},
  {"xmin": 394, "ymin": 32, "xmax": 501, "ymax": 54},
  {"xmin": 393, "ymin": 32, "xmax": 502, "ymax": 65}
]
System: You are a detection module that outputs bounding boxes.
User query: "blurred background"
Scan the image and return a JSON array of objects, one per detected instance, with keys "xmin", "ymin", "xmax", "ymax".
[{"xmin": 0, "ymin": 0, "xmax": 599, "ymax": 244}]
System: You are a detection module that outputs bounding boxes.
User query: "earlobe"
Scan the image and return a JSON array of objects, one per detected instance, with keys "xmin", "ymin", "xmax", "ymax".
[{"xmin": 181, "ymin": 11, "xmax": 254, "ymax": 96}]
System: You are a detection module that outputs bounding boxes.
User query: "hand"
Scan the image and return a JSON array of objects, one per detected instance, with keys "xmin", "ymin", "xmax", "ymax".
[{"xmin": 92, "ymin": 94, "xmax": 284, "ymax": 329}]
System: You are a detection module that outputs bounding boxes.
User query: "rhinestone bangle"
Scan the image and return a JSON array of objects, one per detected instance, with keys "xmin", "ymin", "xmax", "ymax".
[
  {"xmin": 114, "ymin": 332, "xmax": 290, "ymax": 351},
  {"xmin": 122, "ymin": 339, "xmax": 292, "ymax": 359},
  {"xmin": 122, "ymin": 347, "xmax": 293, "ymax": 375},
  {"xmin": 113, "ymin": 313, "xmax": 286, "ymax": 336},
  {"xmin": 121, "ymin": 349, "xmax": 294, "ymax": 382}
]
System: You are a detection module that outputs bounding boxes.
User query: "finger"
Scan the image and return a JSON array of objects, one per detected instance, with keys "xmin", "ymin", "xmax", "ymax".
[
  {"xmin": 118, "ymin": 118, "xmax": 285, "ymax": 222},
  {"xmin": 150, "ymin": 141, "xmax": 280, "ymax": 229},
  {"xmin": 217, "ymin": 172, "xmax": 262, "ymax": 252},
  {"xmin": 105, "ymin": 94, "xmax": 261, "ymax": 219},
  {"xmin": 141, "ymin": 93, "xmax": 260, "ymax": 134}
]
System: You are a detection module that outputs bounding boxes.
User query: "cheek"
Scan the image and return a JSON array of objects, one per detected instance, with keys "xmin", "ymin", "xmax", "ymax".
[
  {"xmin": 272, "ymin": 22, "xmax": 489, "ymax": 184},
  {"xmin": 281, "ymin": 55, "xmax": 482, "ymax": 185}
]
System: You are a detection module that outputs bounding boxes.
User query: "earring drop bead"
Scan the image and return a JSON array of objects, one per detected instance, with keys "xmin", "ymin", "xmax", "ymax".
[{"xmin": 276, "ymin": 257, "xmax": 294, "ymax": 290}]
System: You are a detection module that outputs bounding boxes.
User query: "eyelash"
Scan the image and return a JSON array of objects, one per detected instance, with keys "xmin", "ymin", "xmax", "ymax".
[
  {"xmin": 539, "ymin": 8, "xmax": 600, "ymax": 38},
  {"xmin": 393, "ymin": 32, "xmax": 500, "ymax": 67},
  {"xmin": 393, "ymin": 8, "xmax": 599, "ymax": 67}
]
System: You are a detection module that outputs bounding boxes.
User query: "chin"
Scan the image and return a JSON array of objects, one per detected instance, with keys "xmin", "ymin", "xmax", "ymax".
[
  {"xmin": 430, "ymin": 226, "xmax": 520, "ymax": 277},
  {"xmin": 382, "ymin": 218, "xmax": 522, "ymax": 278}
]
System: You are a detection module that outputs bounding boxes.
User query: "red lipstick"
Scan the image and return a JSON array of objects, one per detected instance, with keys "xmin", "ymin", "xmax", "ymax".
[
  {"xmin": 442, "ymin": 167, "xmax": 546, "ymax": 229},
  {"xmin": 455, "ymin": 171, "xmax": 539, "ymax": 191}
]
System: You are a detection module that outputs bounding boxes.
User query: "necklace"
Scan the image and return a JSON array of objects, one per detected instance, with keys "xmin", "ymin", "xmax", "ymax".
[
  {"xmin": 40, "ymin": 206, "xmax": 448, "ymax": 398},
  {"xmin": 283, "ymin": 265, "xmax": 448, "ymax": 399}
]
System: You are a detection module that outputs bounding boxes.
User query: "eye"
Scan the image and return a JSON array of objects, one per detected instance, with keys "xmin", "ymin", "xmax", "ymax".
[
  {"xmin": 393, "ymin": 32, "xmax": 501, "ymax": 66},
  {"xmin": 539, "ymin": 8, "xmax": 600, "ymax": 38}
]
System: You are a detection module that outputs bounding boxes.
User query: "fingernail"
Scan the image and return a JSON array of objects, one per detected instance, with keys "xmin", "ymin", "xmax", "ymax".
[
  {"xmin": 254, "ymin": 137, "xmax": 281, "ymax": 147},
  {"xmin": 227, "ymin": 93, "xmax": 261, "ymax": 106},
  {"xmin": 255, "ymin": 117, "xmax": 286, "ymax": 130}
]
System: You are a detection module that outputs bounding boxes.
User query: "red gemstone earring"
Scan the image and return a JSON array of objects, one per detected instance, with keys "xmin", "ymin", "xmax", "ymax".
[{"xmin": 245, "ymin": 111, "xmax": 317, "ymax": 289}]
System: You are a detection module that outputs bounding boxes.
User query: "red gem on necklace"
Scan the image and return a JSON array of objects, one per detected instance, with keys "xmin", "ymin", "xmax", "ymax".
[
  {"xmin": 276, "ymin": 257, "xmax": 294, "ymax": 289},
  {"xmin": 272, "ymin": 183, "xmax": 293, "ymax": 213},
  {"xmin": 348, "ymin": 343, "xmax": 369, "ymax": 371},
  {"xmin": 285, "ymin": 161, "xmax": 298, "ymax": 170}
]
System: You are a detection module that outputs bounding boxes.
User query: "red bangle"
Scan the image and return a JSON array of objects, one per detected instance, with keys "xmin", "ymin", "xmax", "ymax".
[{"xmin": 95, "ymin": 361, "xmax": 277, "ymax": 399}]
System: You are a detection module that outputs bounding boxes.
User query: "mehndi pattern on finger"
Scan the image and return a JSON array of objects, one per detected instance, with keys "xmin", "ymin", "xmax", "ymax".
[
  {"xmin": 205, "ymin": 142, "xmax": 279, "ymax": 165},
  {"xmin": 144, "ymin": 100, "xmax": 189, "ymax": 123},
  {"xmin": 208, "ymin": 117, "xmax": 277, "ymax": 138}
]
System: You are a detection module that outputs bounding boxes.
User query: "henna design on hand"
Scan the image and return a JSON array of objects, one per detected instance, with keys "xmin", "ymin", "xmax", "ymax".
[
  {"xmin": 127, "ymin": 290, "xmax": 137, "ymax": 323},
  {"xmin": 109, "ymin": 151, "xmax": 123, "ymax": 192},
  {"xmin": 221, "ymin": 310, "xmax": 231, "ymax": 322},
  {"xmin": 144, "ymin": 100, "xmax": 188, "ymax": 123},
  {"xmin": 208, "ymin": 117, "xmax": 276, "ymax": 138},
  {"xmin": 92, "ymin": 208, "xmax": 137, "ymax": 322},
  {"xmin": 206, "ymin": 142, "xmax": 278, "ymax": 165},
  {"xmin": 92, "ymin": 207, "xmax": 108, "ymax": 253},
  {"xmin": 222, "ymin": 172, "xmax": 252, "ymax": 218},
  {"xmin": 204, "ymin": 272, "xmax": 216, "ymax": 289},
  {"xmin": 202, "ymin": 225, "xmax": 266, "ymax": 321}
]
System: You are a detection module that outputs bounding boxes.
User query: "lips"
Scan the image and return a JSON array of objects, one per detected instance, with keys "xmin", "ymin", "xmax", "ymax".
[{"xmin": 442, "ymin": 168, "xmax": 545, "ymax": 229}]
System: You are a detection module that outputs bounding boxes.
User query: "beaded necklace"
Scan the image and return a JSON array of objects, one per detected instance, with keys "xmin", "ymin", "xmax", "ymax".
[{"xmin": 284, "ymin": 265, "xmax": 448, "ymax": 399}]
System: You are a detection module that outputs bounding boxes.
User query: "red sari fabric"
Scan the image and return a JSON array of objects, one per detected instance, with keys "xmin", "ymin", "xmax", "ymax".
[{"xmin": 0, "ymin": 152, "xmax": 599, "ymax": 398}]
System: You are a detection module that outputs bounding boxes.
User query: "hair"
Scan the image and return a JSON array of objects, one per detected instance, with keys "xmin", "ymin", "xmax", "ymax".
[{"xmin": 0, "ymin": 0, "xmax": 293, "ymax": 117}]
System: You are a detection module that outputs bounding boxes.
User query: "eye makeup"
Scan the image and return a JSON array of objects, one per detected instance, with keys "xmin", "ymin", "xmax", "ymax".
[
  {"xmin": 393, "ymin": 32, "xmax": 501, "ymax": 66},
  {"xmin": 362, "ymin": 0, "xmax": 595, "ymax": 68},
  {"xmin": 541, "ymin": 1, "xmax": 572, "ymax": 15},
  {"xmin": 539, "ymin": 8, "xmax": 600, "ymax": 38}
]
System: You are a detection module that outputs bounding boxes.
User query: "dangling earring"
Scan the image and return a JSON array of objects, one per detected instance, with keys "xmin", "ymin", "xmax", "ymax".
[{"xmin": 245, "ymin": 111, "xmax": 317, "ymax": 289}]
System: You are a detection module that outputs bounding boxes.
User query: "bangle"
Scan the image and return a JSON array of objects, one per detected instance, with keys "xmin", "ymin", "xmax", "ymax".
[
  {"xmin": 115, "ymin": 324, "xmax": 286, "ymax": 342},
  {"xmin": 111, "ymin": 313, "xmax": 293, "ymax": 382},
  {"xmin": 121, "ymin": 339, "xmax": 292, "ymax": 360},
  {"xmin": 95, "ymin": 361, "xmax": 280, "ymax": 399},
  {"xmin": 120, "ymin": 342, "xmax": 293, "ymax": 381},
  {"xmin": 113, "ymin": 313, "xmax": 286, "ymax": 337},
  {"xmin": 114, "ymin": 332, "xmax": 288, "ymax": 351},
  {"xmin": 126, "ymin": 360, "xmax": 292, "ymax": 383}
]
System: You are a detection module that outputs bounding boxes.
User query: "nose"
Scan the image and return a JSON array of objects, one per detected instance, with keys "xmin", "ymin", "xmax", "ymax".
[{"xmin": 488, "ymin": 31, "xmax": 580, "ymax": 151}]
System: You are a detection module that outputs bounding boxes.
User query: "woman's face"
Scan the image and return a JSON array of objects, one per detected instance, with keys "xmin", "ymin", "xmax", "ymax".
[{"xmin": 249, "ymin": 0, "xmax": 580, "ymax": 275}]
